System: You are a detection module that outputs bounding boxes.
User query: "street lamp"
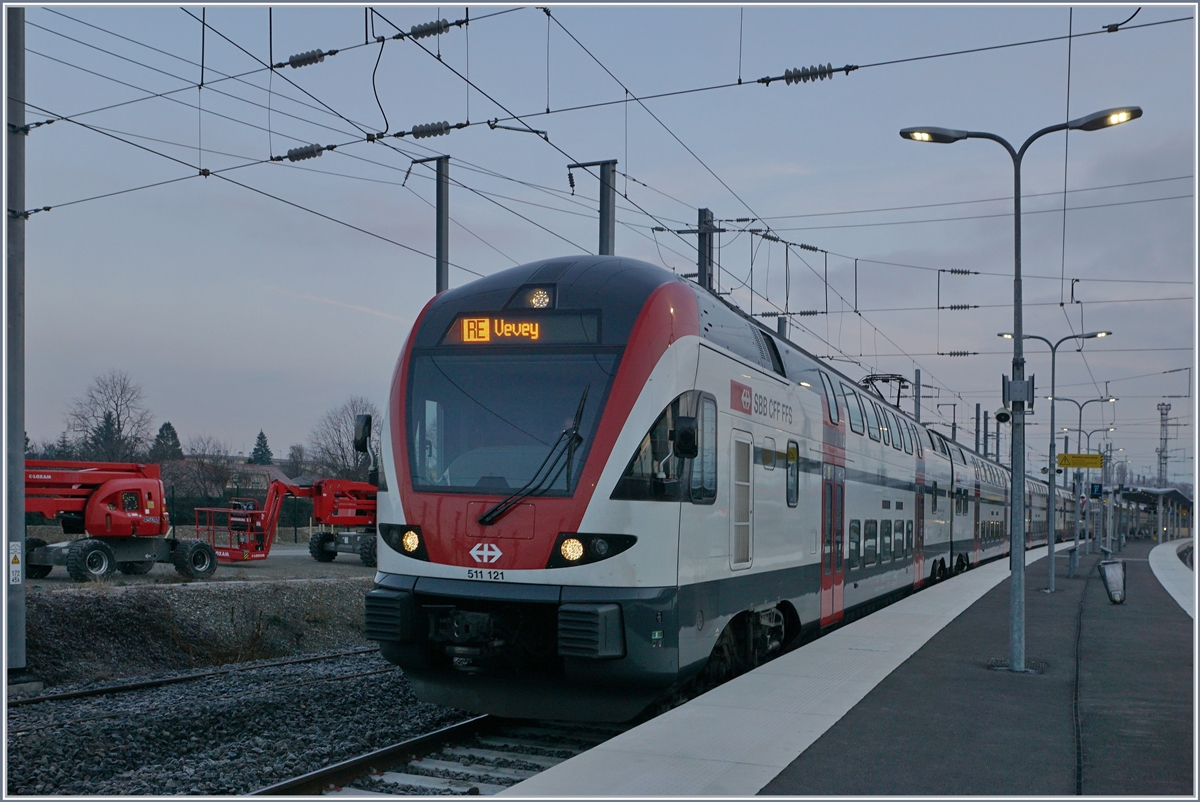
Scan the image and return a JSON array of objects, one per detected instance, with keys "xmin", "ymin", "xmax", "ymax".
[
  {"xmin": 901, "ymin": 106, "xmax": 1140, "ymax": 675},
  {"xmin": 1000, "ymin": 331, "xmax": 1112, "ymax": 592},
  {"xmin": 1083, "ymin": 426, "xmax": 1117, "ymax": 552},
  {"xmin": 1056, "ymin": 396, "xmax": 1118, "ymax": 551}
]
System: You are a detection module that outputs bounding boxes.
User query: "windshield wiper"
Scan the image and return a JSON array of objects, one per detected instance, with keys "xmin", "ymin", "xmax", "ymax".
[{"xmin": 477, "ymin": 386, "xmax": 589, "ymax": 526}]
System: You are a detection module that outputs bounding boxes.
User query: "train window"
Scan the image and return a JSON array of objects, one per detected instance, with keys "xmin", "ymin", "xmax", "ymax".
[
  {"xmin": 906, "ymin": 520, "xmax": 914, "ymax": 556},
  {"xmin": 880, "ymin": 519, "xmax": 892, "ymax": 561},
  {"xmin": 888, "ymin": 410, "xmax": 904, "ymax": 451},
  {"xmin": 613, "ymin": 390, "xmax": 715, "ymax": 503},
  {"xmin": 955, "ymin": 446, "xmax": 967, "ymax": 465},
  {"xmin": 873, "ymin": 403, "xmax": 890, "ymax": 446},
  {"xmin": 848, "ymin": 520, "xmax": 860, "ymax": 569},
  {"xmin": 882, "ymin": 500, "xmax": 891, "ymax": 510},
  {"xmin": 409, "ymin": 351, "xmax": 616, "ymax": 495},
  {"xmin": 899, "ymin": 417, "xmax": 913, "ymax": 454},
  {"xmin": 840, "ymin": 383, "xmax": 865, "ymax": 435},
  {"xmin": 761, "ymin": 437, "xmax": 777, "ymax": 470},
  {"xmin": 834, "ymin": 485, "xmax": 843, "ymax": 572},
  {"xmin": 823, "ymin": 483, "xmax": 833, "ymax": 575},
  {"xmin": 786, "ymin": 441, "xmax": 799, "ymax": 507},
  {"xmin": 864, "ymin": 520, "xmax": 877, "ymax": 565},
  {"xmin": 819, "ymin": 372, "xmax": 841, "ymax": 424},
  {"xmin": 690, "ymin": 395, "xmax": 718, "ymax": 504},
  {"xmin": 861, "ymin": 397, "xmax": 881, "ymax": 441},
  {"xmin": 893, "ymin": 520, "xmax": 904, "ymax": 560}
]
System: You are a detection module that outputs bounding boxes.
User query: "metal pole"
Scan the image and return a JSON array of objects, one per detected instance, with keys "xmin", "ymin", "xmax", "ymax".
[
  {"xmin": 914, "ymin": 369, "xmax": 921, "ymax": 423},
  {"xmin": 984, "ymin": 411, "xmax": 990, "ymax": 460},
  {"xmin": 1046, "ymin": 340, "xmax": 1058, "ymax": 591},
  {"xmin": 776, "ymin": 316, "xmax": 787, "ymax": 339},
  {"xmin": 697, "ymin": 208, "xmax": 714, "ymax": 290},
  {"xmin": 1157, "ymin": 493, "xmax": 1164, "ymax": 544},
  {"xmin": 975, "ymin": 404, "xmax": 981, "ymax": 453},
  {"xmin": 435, "ymin": 156, "xmax": 449, "ymax": 294},
  {"xmin": 1008, "ymin": 143, "xmax": 1028, "ymax": 674},
  {"xmin": 7, "ymin": 6, "xmax": 29, "ymax": 682},
  {"xmin": 598, "ymin": 160, "xmax": 615, "ymax": 256}
]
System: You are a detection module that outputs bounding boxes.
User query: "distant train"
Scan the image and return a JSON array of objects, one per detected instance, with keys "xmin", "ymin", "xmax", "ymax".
[{"xmin": 364, "ymin": 256, "xmax": 1075, "ymax": 721}]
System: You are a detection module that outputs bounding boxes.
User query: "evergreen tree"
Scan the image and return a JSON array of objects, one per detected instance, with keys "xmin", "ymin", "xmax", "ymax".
[
  {"xmin": 249, "ymin": 430, "xmax": 274, "ymax": 465},
  {"xmin": 148, "ymin": 421, "xmax": 185, "ymax": 463},
  {"xmin": 84, "ymin": 411, "xmax": 124, "ymax": 461}
]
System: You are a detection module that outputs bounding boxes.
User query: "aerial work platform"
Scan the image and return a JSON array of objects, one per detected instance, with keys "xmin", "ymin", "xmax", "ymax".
[{"xmin": 504, "ymin": 538, "xmax": 1193, "ymax": 796}]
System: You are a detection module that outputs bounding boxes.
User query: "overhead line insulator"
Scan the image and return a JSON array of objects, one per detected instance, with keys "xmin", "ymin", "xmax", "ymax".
[
  {"xmin": 272, "ymin": 143, "xmax": 335, "ymax": 162},
  {"xmin": 940, "ymin": 304, "xmax": 979, "ymax": 311},
  {"xmin": 278, "ymin": 49, "xmax": 338, "ymax": 69},
  {"xmin": 408, "ymin": 121, "xmax": 452, "ymax": 139},
  {"xmin": 758, "ymin": 63, "xmax": 858, "ymax": 86},
  {"xmin": 798, "ymin": 242, "xmax": 821, "ymax": 252},
  {"xmin": 938, "ymin": 351, "xmax": 977, "ymax": 357},
  {"xmin": 410, "ymin": 19, "xmax": 451, "ymax": 39},
  {"xmin": 946, "ymin": 268, "xmax": 978, "ymax": 275}
]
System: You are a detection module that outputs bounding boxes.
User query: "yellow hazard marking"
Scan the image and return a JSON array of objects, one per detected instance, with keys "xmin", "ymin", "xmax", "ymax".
[{"xmin": 11, "ymin": 555, "xmax": 20, "ymax": 565}]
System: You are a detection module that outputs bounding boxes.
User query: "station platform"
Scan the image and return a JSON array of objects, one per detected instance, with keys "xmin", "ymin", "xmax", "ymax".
[{"xmin": 503, "ymin": 538, "xmax": 1194, "ymax": 796}]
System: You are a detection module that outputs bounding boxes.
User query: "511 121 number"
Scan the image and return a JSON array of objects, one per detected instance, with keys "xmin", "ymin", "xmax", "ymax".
[{"xmin": 467, "ymin": 569, "xmax": 505, "ymax": 581}]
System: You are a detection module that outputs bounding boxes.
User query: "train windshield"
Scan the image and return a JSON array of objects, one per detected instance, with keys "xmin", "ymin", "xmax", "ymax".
[{"xmin": 408, "ymin": 351, "xmax": 620, "ymax": 494}]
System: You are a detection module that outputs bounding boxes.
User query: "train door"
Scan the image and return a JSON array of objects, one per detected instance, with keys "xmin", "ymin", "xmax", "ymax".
[
  {"xmin": 973, "ymin": 480, "xmax": 982, "ymax": 567},
  {"xmin": 820, "ymin": 464, "xmax": 845, "ymax": 626},
  {"xmin": 730, "ymin": 430, "xmax": 754, "ymax": 569},
  {"xmin": 914, "ymin": 485, "xmax": 925, "ymax": 588}
]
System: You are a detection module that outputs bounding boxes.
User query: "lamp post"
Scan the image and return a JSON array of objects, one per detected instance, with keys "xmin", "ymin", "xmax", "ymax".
[
  {"xmin": 1002, "ymin": 331, "xmax": 1112, "ymax": 591},
  {"xmin": 1083, "ymin": 426, "xmax": 1116, "ymax": 551},
  {"xmin": 901, "ymin": 106, "xmax": 1140, "ymax": 675},
  {"xmin": 1055, "ymin": 396, "xmax": 1118, "ymax": 552}
]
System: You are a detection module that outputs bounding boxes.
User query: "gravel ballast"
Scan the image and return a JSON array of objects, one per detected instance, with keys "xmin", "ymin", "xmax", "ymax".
[
  {"xmin": 7, "ymin": 651, "xmax": 470, "ymax": 795},
  {"xmin": 8, "ymin": 577, "xmax": 475, "ymax": 795}
]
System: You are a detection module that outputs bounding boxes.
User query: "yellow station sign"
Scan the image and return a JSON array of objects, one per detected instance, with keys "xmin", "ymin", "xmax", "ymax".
[{"xmin": 1058, "ymin": 453, "xmax": 1103, "ymax": 469}]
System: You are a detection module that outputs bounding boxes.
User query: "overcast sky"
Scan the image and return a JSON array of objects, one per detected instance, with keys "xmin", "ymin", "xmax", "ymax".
[{"xmin": 12, "ymin": 3, "xmax": 1196, "ymax": 483}]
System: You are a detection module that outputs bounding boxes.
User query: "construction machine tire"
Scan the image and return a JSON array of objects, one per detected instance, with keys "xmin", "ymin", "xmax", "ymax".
[
  {"xmin": 309, "ymin": 531, "xmax": 337, "ymax": 563},
  {"xmin": 359, "ymin": 535, "xmax": 378, "ymax": 567},
  {"xmin": 172, "ymin": 539, "xmax": 218, "ymax": 579},
  {"xmin": 66, "ymin": 539, "xmax": 117, "ymax": 582},
  {"xmin": 25, "ymin": 537, "xmax": 52, "ymax": 579},
  {"xmin": 118, "ymin": 561, "xmax": 155, "ymax": 575}
]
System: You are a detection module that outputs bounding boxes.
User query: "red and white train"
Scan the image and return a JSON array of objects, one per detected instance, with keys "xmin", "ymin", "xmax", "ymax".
[{"xmin": 365, "ymin": 256, "xmax": 1074, "ymax": 720}]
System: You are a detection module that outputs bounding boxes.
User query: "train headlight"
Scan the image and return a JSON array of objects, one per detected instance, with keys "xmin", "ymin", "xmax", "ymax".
[
  {"xmin": 546, "ymin": 533, "xmax": 637, "ymax": 568},
  {"xmin": 560, "ymin": 538, "xmax": 585, "ymax": 562},
  {"xmin": 380, "ymin": 524, "xmax": 428, "ymax": 561}
]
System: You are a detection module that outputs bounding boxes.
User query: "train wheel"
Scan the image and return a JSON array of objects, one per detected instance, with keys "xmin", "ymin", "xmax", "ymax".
[
  {"xmin": 359, "ymin": 535, "xmax": 377, "ymax": 567},
  {"xmin": 309, "ymin": 531, "xmax": 337, "ymax": 563},
  {"xmin": 696, "ymin": 626, "xmax": 739, "ymax": 692},
  {"xmin": 25, "ymin": 537, "xmax": 52, "ymax": 579},
  {"xmin": 172, "ymin": 540, "xmax": 217, "ymax": 579},
  {"xmin": 118, "ymin": 561, "xmax": 155, "ymax": 575},
  {"xmin": 66, "ymin": 539, "xmax": 116, "ymax": 582}
]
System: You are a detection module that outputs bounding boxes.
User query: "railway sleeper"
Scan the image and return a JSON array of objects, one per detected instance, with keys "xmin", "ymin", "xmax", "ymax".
[
  {"xmin": 438, "ymin": 746, "xmax": 565, "ymax": 770},
  {"xmin": 375, "ymin": 771, "xmax": 506, "ymax": 795},
  {"xmin": 409, "ymin": 757, "xmax": 537, "ymax": 782}
]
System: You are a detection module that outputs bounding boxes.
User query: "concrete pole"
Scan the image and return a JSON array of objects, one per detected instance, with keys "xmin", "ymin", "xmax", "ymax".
[
  {"xmin": 598, "ymin": 160, "xmax": 616, "ymax": 256},
  {"xmin": 914, "ymin": 369, "xmax": 921, "ymax": 423},
  {"xmin": 7, "ymin": 6, "xmax": 28, "ymax": 680},
  {"xmin": 1158, "ymin": 494, "xmax": 1164, "ymax": 544},
  {"xmin": 696, "ymin": 208, "xmax": 714, "ymax": 291},
  {"xmin": 435, "ymin": 156, "xmax": 449, "ymax": 294},
  {"xmin": 776, "ymin": 316, "xmax": 787, "ymax": 339}
]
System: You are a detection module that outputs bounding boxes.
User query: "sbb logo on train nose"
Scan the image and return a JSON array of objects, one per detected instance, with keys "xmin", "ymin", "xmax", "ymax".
[
  {"xmin": 469, "ymin": 543, "xmax": 503, "ymax": 563},
  {"xmin": 731, "ymin": 380, "xmax": 753, "ymax": 414}
]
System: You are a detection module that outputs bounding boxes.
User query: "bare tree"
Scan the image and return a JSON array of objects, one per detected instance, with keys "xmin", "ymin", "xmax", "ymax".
[
  {"xmin": 65, "ymin": 369, "xmax": 154, "ymax": 461},
  {"xmin": 184, "ymin": 434, "xmax": 233, "ymax": 498},
  {"xmin": 308, "ymin": 396, "xmax": 381, "ymax": 480},
  {"xmin": 284, "ymin": 444, "xmax": 307, "ymax": 479}
]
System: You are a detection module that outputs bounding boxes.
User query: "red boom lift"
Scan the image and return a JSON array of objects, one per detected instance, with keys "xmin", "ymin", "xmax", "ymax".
[
  {"xmin": 194, "ymin": 479, "xmax": 378, "ymax": 566},
  {"xmin": 23, "ymin": 460, "xmax": 218, "ymax": 581}
]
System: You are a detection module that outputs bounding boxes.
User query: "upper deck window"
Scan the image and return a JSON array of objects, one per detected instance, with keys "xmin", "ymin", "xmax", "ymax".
[{"xmin": 840, "ymin": 383, "xmax": 865, "ymax": 435}]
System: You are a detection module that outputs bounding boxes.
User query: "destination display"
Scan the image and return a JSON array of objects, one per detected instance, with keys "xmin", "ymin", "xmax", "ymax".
[{"xmin": 441, "ymin": 312, "xmax": 600, "ymax": 345}]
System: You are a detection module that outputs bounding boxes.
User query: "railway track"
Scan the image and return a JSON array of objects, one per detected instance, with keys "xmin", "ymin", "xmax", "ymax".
[
  {"xmin": 253, "ymin": 716, "xmax": 629, "ymax": 795},
  {"xmin": 8, "ymin": 646, "xmax": 379, "ymax": 707}
]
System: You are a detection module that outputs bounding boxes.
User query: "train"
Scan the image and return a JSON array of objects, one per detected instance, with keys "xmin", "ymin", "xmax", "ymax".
[{"xmin": 364, "ymin": 255, "xmax": 1075, "ymax": 721}]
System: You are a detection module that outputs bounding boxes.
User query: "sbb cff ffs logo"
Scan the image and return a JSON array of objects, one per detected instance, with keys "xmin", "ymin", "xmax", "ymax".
[
  {"xmin": 470, "ymin": 542, "xmax": 502, "ymax": 563},
  {"xmin": 731, "ymin": 380, "xmax": 753, "ymax": 414}
]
